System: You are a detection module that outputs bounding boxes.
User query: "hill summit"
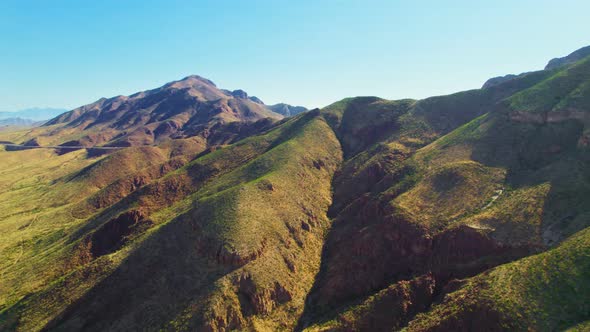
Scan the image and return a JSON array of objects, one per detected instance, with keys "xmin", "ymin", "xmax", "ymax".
[{"xmin": 26, "ymin": 75, "xmax": 300, "ymax": 148}]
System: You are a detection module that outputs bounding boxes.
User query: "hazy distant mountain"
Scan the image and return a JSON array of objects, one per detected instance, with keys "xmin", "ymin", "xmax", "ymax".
[
  {"xmin": 0, "ymin": 117, "xmax": 43, "ymax": 127},
  {"xmin": 0, "ymin": 107, "xmax": 68, "ymax": 121},
  {"xmin": 267, "ymin": 103, "xmax": 308, "ymax": 117}
]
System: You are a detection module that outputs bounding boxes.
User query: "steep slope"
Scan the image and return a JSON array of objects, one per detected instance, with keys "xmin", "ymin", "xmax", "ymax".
[
  {"xmin": 406, "ymin": 225, "xmax": 590, "ymax": 331},
  {"xmin": 300, "ymin": 52, "xmax": 590, "ymax": 331},
  {"xmin": 399, "ymin": 54, "xmax": 590, "ymax": 331}
]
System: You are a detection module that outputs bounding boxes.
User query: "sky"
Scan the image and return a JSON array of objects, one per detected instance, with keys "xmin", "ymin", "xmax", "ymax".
[{"xmin": 1, "ymin": 0, "xmax": 589, "ymax": 111}]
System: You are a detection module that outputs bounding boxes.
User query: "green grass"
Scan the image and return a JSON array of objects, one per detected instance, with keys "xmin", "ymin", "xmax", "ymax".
[
  {"xmin": 0, "ymin": 148, "xmax": 100, "ymax": 313},
  {"xmin": 392, "ymin": 160, "xmax": 505, "ymax": 231}
]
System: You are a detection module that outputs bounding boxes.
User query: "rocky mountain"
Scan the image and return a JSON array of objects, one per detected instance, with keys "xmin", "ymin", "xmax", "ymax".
[
  {"xmin": 16, "ymin": 76, "xmax": 306, "ymax": 149},
  {"xmin": 31, "ymin": 75, "xmax": 282, "ymax": 148},
  {"xmin": 1, "ymin": 46, "xmax": 590, "ymax": 331}
]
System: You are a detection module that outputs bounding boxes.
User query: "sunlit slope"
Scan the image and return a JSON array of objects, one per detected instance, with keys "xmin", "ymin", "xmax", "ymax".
[
  {"xmin": 0, "ymin": 138, "xmax": 207, "ymax": 330},
  {"xmin": 0, "ymin": 110, "xmax": 342, "ymax": 331},
  {"xmin": 0, "ymin": 148, "xmax": 97, "ymax": 308}
]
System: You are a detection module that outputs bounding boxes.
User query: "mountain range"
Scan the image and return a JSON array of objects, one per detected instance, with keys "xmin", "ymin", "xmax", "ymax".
[
  {"xmin": 0, "ymin": 118, "xmax": 44, "ymax": 130},
  {"xmin": 0, "ymin": 46, "xmax": 589, "ymax": 331},
  {"xmin": 0, "ymin": 108, "xmax": 68, "ymax": 122},
  {"xmin": 18, "ymin": 76, "xmax": 305, "ymax": 148}
]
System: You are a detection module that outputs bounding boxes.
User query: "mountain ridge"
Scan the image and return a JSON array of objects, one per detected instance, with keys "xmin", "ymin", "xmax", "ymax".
[
  {"xmin": 16, "ymin": 75, "xmax": 305, "ymax": 149},
  {"xmin": 1, "ymin": 46, "xmax": 590, "ymax": 331}
]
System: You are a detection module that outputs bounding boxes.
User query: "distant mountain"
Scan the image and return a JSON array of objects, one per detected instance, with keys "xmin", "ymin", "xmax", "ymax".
[
  {"xmin": 545, "ymin": 45, "xmax": 590, "ymax": 70},
  {"xmin": 267, "ymin": 103, "xmax": 308, "ymax": 117},
  {"xmin": 0, "ymin": 117, "xmax": 43, "ymax": 127},
  {"xmin": 0, "ymin": 107, "xmax": 67, "ymax": 121},
  {"xmin": 218, "ymin": 90, "xmax": 308, "ymax": 116},
  {"xmin": 32, "ymin": 75, "xmax": 284, "ymax": 147}
]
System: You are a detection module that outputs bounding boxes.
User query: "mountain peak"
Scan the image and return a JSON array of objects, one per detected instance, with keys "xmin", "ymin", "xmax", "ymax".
[
  {"xmin": 38, "ymin": 74, "xmax": 289, "ymax": 147},
  {"xmin": 164, "ymin": 75, "xmax": 217, "ymax": 90}
]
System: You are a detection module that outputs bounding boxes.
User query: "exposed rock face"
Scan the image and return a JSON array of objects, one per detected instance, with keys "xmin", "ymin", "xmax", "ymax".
[
  {"xmin": 330, "ymin": 274, "xmax": 436, "ymax": 332},
  {"xmin": 303, "ymin": 191, "xmax": 538, "ymax": 327},
  {"xmin": 237, "ymin": 274, "xmax": 293, "ymax": 316},
  {"xmin": 545, "ymin": 45, "xmax": 590, "ymax": 70},
  {"xmin": 30, "ymin": 75, "xmax": 311, "ymax": 148},
  {"xmin": 310, "ymin": 209, "xmax": 432, "ymax": 306},
  {"xmin": 83, "ymin": 209, "xmax": 152, "ymax": 258},
  {"xmin": 211, "ymin": 240, "xmax": 267, "ymax": 267},
  {"xmin": 409, "ymin": 300, "xmax": 506, "ymax": 332}
]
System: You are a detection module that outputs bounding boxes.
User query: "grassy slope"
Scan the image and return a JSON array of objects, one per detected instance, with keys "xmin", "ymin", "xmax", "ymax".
[
  {"xmin": 398, "ymin": 55, "xmax": 590, "ymax": 332},
  {"xmin": 0, "ymin": 133, "xmax": 207, "ymax": 330},
  {"xmin": 508, "ymin": 56, "xmax": 590, "ymax": 113},
  {"xmin": 0, "ymin": 148, "xmax": 101, "ymax": 311},
  {"xmin": 0, "ymin": 111, "xmax": 343, "ymax": 331}
]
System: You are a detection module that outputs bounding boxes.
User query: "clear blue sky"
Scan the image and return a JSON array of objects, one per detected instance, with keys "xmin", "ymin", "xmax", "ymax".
[{"xmin": 1, "ymin": 0, "xmax": 589, "ymax": 111}]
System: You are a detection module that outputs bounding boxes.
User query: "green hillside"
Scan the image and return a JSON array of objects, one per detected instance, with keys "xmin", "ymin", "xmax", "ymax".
[{"xmin": 1, "ymin": 49, "xmax": 590, "ymax": 332}]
